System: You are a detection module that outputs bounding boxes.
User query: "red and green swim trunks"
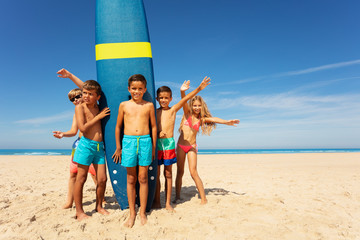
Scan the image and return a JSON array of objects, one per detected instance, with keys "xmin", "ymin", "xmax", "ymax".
[{"xmin": 157, "ymin": 137, "xmax": 177, "ymax": 166}]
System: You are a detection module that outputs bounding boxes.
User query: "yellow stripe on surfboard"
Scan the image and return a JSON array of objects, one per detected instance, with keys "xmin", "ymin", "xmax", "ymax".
[{"xmin": 95, "ymin": 42, "xmax": 152, "ymax": 60}]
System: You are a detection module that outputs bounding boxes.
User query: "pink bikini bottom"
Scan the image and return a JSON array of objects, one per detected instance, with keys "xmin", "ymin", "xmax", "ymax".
[{"xmin": 177, "ymin": 144, "xmax": 198, "ymax": 153}]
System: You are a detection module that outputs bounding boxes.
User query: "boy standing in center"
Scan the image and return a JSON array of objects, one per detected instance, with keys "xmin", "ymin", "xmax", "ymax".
[{"xmin": 112, "ymin": 74, "xmax": 157, "ymax": 228}]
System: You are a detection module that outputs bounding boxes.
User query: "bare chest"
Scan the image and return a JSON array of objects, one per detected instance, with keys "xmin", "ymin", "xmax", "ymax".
[
  {"xmin": 84, "ymin": 106, "xmax": 99, "ymax": 120},
  {"xmin": 125, "ymin": 104, "xmax": 149, "ymax": 120}
]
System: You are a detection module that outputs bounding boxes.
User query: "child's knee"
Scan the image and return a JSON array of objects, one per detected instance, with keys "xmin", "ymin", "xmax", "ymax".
[
  {"xmin": 164, "ymin": 170, "xmax": 172, "ymax": 179},
  {"xmin": 189, "ymin": 169, "xmax": 198, "ymax": 178},
  {"xmin": 138, "ymin": 174, "xmax": 148, "ymax": 185},
  {"xmin": 127, "ymin": 175, "xmax": 137, "ymax": 185},
  {"xmin": 97, "ymin": 176, "xmax": 107, "ymax": 186},
  {"xmin": 177, "ymin": 167, "xmax": 184, "ymax": 175},
  {"xmin": 76, "ymin": 179, "xmax": 87, "ymax": 186}
]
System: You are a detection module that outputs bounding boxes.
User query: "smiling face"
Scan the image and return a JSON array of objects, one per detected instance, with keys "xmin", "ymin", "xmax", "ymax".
[
  {"xmin": 128, "ymin": 81, "xmax": 147, "ymax": 101},
  {"xmin": 156, "ymin": 91, "xmax": 172, "ymax": 109},
  {"xmin": 192, "ymin": 100, "xmax": 202, "ymax": 115}
]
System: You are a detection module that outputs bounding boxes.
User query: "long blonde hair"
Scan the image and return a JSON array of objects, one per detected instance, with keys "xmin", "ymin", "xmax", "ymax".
[{"xmin": 179, "ymin": 96, "xmax": 216, "ymax": 135}]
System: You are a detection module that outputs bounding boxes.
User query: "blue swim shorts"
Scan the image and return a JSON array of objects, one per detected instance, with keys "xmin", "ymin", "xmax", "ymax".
[
  {"xmin": 121, "ymin": 135, "xmax": 152, "ymax": 167},
  {"xmin": 73, "ymin": 136, "xmax": 105, "ymax": 166}
]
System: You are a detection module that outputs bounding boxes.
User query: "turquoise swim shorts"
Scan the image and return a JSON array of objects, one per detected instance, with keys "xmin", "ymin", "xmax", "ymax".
[
  {"xmin": 121, "ymin": 135, "xmax": 152, "ymax": 167},
  {"xmin": 73, "ymin": 136, "xmax": 105, "ymax": 166}
]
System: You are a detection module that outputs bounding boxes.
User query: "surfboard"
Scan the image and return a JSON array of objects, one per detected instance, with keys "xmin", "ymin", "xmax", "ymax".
[{"xmin": 95, "ymin": 0, "xmax": 157, "ymax": 211}]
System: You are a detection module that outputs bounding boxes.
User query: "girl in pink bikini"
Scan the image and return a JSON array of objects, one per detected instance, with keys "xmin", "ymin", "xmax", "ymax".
[{"xmin": 175, "ymin": 94, "xmax": 239, "ymax": 204}]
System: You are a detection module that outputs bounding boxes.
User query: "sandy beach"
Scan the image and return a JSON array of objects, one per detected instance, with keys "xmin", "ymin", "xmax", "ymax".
[{"xmin": 0, "ymin": 153, "xmax": 359, "ymax": 240}]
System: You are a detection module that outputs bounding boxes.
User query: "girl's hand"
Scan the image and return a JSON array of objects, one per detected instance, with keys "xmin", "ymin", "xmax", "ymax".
[
  {"xmin": 53, "ymin": 131, "xmax": 63, "ymax": 139},
  {"xmin": 226, "ymin": 119, "xmax": 240, "ymax": 126},
  {"xmin": 112, "ymin": 148, "xmax": 122, "ymax": 163},
  {"xmin": 180, "ymin": 80, "xmax": 190, "ymax": 92},
  {"xmin": 98, "ymin": 107, "xmax": 110, "ymax": 119},
  {"xmin": 57, "ymin": 68, "xmax": 72, "ymax": 78},
  {"xmin": 199, "ymin": 76, "xmax": 211, "ymax": 90}
]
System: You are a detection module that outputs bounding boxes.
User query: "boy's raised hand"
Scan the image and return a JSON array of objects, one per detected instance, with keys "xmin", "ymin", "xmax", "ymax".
[
  {"xmin": 112, "ymin": 148, "xmax": 122, "ymax": 163},
  {"xmin": 180, "ymin": 80, "xmax": 190, "ymax": 92},
  {"xmin": 199, "ymin": 76, "xmax": 211, "ymax": 90},
  {"xmin": 57, "ymin": 68, "xmax": 72, "ymax": 78},
  {"xmin": 226, "ymin": 119, "xmax": 240, "ymax": 126}
]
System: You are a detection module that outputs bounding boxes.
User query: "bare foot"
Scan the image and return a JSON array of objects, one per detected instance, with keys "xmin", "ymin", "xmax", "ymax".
[
  {"xmin": 62, "ymin": 202, "xmax": 73, "ymax": 209},
  {"xmin": 124, "ymin": 215, "xmax": 136, "ymax": 228},
  {"xmin": 96, "ymin": 207, "xmax": 110, "ymax": 215},
  {"xmin": 140, "ymin": 213, "xmax": 147, "ymax": 225},
  {"xmin": 200, "ymin": 199, "xmax": 208, "ymax": 205},
  {"xmin": 165, "ymin": 204, "xmax": 176, "ymax": 213},
  {"xmin": 76, "ymin": 212, "xmax": 90, "ymax": 221},
  {"xmin": 151, "ymin": 201, "xmax": 161, "ymax": 209}
]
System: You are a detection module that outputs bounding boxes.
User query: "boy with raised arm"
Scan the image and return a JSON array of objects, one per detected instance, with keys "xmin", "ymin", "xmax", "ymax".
[
  {"xmin": 152, "ymin": 77, "xmax": 211, "ymax": 211},
  {"xmin": 112, "ymin": 74, "xmax": 157, "ymax": 227},
  {"xmin": 52, "ymin": 87, "xmax": 97, "ymax": 209},
  {"xmin": 73, "ymin": 80, "xmax": 110, "ymax": 221}
]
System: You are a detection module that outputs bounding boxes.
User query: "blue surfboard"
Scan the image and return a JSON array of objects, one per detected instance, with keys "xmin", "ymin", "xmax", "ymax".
[{"xmin": 95, "ymin": 0, "xmax": 157, "ymax": 211}]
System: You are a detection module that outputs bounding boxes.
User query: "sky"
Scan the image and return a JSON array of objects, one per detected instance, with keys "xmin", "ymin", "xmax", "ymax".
[{"xmin": 0, "ymin": 0, "xmax": 359, "ymax": 149}]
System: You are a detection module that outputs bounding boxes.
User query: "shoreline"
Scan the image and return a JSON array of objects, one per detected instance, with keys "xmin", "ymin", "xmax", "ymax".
[
  {"xmin": 1, "ymin": 153, "xmax": 359, "ymax": 239},
  {"xmin": 0, "ymin": 148, "xmax": 360, "ymax": 157}
]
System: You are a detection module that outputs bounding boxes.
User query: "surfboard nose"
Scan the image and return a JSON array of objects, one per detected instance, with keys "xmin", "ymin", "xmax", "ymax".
[{"xmin": 96, "ymin": 0, "xmax": 151, "ymax": 45}]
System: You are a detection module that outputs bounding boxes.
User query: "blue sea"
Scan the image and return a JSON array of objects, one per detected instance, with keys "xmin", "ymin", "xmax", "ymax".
[{"xmin": 0, "ymin": 148, "xmax": 359, "ymax": 156}]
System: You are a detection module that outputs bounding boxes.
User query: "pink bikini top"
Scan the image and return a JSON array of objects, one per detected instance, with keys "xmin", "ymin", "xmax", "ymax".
[{"xmin": 184, "ymin": 116, "xmax": 201, "ymax": 131}]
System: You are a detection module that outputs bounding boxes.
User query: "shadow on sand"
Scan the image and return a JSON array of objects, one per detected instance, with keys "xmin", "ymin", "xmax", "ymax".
[{"xmin": 170, "ymin": 186, "xmax": 246, "ymax": 205}]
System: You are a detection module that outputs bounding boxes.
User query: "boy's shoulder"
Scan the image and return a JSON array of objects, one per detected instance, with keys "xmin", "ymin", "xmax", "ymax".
[
  {"xmin": 144, "ymin": 100, "xmax": 154, "ymax": 105},
  {"xmin": 134, "ymin": 99, "xmax": 153, "ymax": 106},
  {"xmin": 157, "ymin": 106, "xmax": 172, "ymax": 112},
  {"xmin": 120, "ymin": 100, "xmax": 131, "ymax": 105},
  {"xmin": 121, "ymin": 99, "xmax": 153, "ymax": 108},
  {"xmin": 75, "ymin": 102, "xmax": 85, "ymax": 110}
]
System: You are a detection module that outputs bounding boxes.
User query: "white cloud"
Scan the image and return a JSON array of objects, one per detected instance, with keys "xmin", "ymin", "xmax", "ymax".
[
  {"xmin": 276, "ymin": 59, "xmax": 360, "ymax": 77},
  {"xmin": 210, "ymin": 93, "xmax": 360, "ymax": 111},
  {"xmin": 15, "ymin": 129, "xmax": 50, "ymax": 135},
  {"xmin": 15, "ymin": 111, "xmax": 74, "ymax": 125},
  {"xmin": 287, "ymin": 76, "xmax": 360, "ymax": 94},
  {"xmin": 217, "ymin": 91, "xmax": 240, "ymax": 95},
  {"xmin": 226, "ymin": 59, "xmax": 360, "ymax": 85}
]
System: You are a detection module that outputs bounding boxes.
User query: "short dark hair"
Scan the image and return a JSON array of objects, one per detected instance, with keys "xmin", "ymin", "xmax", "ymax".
[
  {"xmin": 128, "ymin": 74, "xmax": 147, "ymax": 87},
  {"xmin": 157, "ymin": 86, "xmax": 172, "ymax": 98},
  {"xmin": 83, "ymin": 80, "xmax": 102, "ymax": 96}
]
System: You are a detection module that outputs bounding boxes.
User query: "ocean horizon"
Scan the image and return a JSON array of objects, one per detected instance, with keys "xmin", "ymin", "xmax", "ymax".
[{"xmin": 0, "ymin": 148, "xmax": 359, "ymax": 156}]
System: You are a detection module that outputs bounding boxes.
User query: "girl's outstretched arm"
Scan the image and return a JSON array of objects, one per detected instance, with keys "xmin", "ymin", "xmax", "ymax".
[{"xmin": 204, "ymin": 117, "xmax": 240, "ymax": 126}]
